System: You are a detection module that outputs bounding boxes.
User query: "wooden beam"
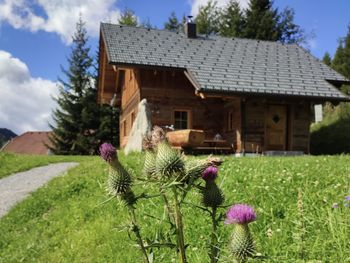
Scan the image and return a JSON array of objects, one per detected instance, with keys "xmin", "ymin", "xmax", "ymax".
[{"xmin": 184, "ymin": 69, "xmax": 202, "ymax": 91}]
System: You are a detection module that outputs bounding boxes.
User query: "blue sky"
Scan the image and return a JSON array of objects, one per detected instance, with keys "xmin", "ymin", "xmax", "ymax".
[{"xmin": 0, "ymin": 0, "xmax": 349, "ymax": 134}]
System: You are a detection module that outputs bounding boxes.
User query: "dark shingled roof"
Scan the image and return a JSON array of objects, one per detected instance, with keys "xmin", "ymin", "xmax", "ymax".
[{"xmin": 101, "ymin": 23, "xmax": 350, "ymax": 101}]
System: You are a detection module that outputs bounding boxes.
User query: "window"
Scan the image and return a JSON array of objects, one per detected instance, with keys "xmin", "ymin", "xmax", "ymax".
[
  {"xmin": 228, "ymin": 111, "xmax": 234, "ymax": 131},
  {"xmin": 174, "ymin": 110, "xmax": 190, "ymax": 130}
]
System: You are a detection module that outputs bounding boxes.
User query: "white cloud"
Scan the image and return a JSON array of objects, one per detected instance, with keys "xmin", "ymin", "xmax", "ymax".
[
  {"xmin": 0, "ymin": 50, "xmax": 58, "ymax": 134},
  {"xmin": 0, "ymin": 0, "xmax": 121, "ymax": 44},
  {"xmin": 189, "ymin": 0, "xmax": 249, "ymax": 16}
]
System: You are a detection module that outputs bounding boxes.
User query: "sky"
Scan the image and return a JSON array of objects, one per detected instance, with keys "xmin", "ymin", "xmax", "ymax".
[{"xmin": 0, "ymin": 0, "xmax": 349, "ymax": 135}]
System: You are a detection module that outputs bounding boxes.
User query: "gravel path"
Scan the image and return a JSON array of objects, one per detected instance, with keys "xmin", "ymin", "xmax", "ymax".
[{"xmin": 0, "ymin": 162, "xmax": 79, "ymax": 218}]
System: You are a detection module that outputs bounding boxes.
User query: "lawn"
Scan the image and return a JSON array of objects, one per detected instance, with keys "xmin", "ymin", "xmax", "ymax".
[
  {"xmin": 0, "ymin": 152, "xmax": 86, "ymax": 179},
  {"xmin": 0, "ymin": 153, "xmax": 349, "ymax": 262}
]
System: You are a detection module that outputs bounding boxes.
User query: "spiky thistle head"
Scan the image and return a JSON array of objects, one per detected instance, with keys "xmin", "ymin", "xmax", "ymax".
[
  {"xmin": 99, "ymin": 143, "xmax": 117, "ymax": 162},
  {"xmin": 202, "ymin": 181, "xmax": 224, "ymax": 208},
  {"xmin": 143, "ymin": 150, "xmax": 157, "ymax": 178},
  {"xmin": 202, "ymin": 166, "xmax": 218, "ymax": 181},
  {"xmin": 225, "ymin": 204, "xmax": 256, "ymax": 225},
  {"xmin": 106, "ymin": 164, "xmax": 132, "ymax": 196},
  {"xmin": 226, "ymin": 204, "xmax": 256, "ymax": 261},
  {"xmin": 155, "ymin": 141, "xmax": 184, "ymax": 180}
]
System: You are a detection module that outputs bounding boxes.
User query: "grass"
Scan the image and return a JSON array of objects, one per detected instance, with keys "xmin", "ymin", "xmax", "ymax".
[
  {"xmin": 0, "ymin": 153, "xmax": 350, "ymax": 262},
  {"xmin": 0, "ymin": 152, "xmax": 86, "ymax": 179}
]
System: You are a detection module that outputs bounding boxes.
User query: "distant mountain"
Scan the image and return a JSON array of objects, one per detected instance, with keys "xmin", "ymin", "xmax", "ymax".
[{"xmin": 0, "ymin": 128, "xmax": 17, "ymax": 148}]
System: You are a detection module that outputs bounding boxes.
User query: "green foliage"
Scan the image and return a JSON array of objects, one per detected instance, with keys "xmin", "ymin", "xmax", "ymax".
[
  {"xmin": 1, "ymin": 154, "xmax": 350, "ymax": 262},
  {"xmin": 311, "ymin": 24, "xmax": 350, "ymax": 154},
  {"xmin": 118, "ymin": 9, "xmax": 138, "ymax": 26},
  {"xmin": 49, "ymin": 18, "xmax": 95, "ymax": 155},
  {"xmin": 193, "ymin": 0, "xmax": 305, "ymax": 43},
  {"xmin": 164, "ymin": 11, "xmax": 180, "ymax": 31},
  {"xmin": 195, "ymin": 0, "xmax": 220, "ymax": 35},
  {"xmin": 243, "ymin": 0, "xmax": 279, "ymax": 41},
  {"xmin": 322, "ymin": 52, "xmax": 332, "ymax": 66},
  {"xmin": 219, "ymin": 0, "xmax": 245, "ymax": 37}
]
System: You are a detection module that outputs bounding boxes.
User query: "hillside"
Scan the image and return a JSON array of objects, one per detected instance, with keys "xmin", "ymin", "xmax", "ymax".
[{"xmin": 0, "ymin": 128, "xmax": 17, "ymax": 148}]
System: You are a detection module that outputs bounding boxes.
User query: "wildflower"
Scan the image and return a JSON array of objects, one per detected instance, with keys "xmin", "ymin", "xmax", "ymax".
[
  {"xmin": 345, "ymin": 195, "xmax": 350, "ymax": 201},
  {"xmin": 225, "ymin": 204, "xmax": 256, "ymax": 225},
  {"xmin": 99, "ymin": 143, "xmax": 116, "ymax": 162},
  {"xmin": 202, "ymin": 166, "xmax": 218, "ymax": 181},
  {"xmin": 226, "ymin": 204, "xmax": 256, "ymax": 261},
  {"xmin": 332, "ymin": 203, "xmax": 339, "ymax": 209}
]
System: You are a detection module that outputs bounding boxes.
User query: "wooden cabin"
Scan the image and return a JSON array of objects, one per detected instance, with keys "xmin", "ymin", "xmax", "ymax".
[{"xmin": 97, "ymin": 21, "xmax": 350, "ymax": 154}]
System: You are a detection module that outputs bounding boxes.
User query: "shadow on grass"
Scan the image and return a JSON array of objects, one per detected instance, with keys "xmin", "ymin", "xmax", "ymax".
[{"xmin": 311, "ymin": 117, "xmax": 350, "ymax": 155}]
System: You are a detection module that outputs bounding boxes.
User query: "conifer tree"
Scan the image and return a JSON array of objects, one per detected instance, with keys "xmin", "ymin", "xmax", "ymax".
[
  {"xmin": 164, "ymin": 11, "xmax": 180, "ymax": 31},
  {"xmin": 118, "ymin": 9, "xmax": 138, "ymax": 26},
  {"xmin": 278, "ymin": 7, "xmax": 305, "ymax": 44},
  {"xmin": 322, "ymin": 52, "xmax": 332, "ymax": 66},
  {"xmin": 50, "ymin": 17, "xmax": 95, "ymax": 154},
  {"xmin": 196, "ymin": 0, "xmax": 220, "ymax": 35},
  {"xmin": 219, "ymin": 0, "xmax": 244, "ymax": 37},
  {"xmin": 243, "ymin": 0, "xmax": 279, "ymax": 41}
]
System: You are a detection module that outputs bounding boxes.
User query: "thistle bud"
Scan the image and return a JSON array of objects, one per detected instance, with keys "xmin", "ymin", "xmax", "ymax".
[
  {"xmin": 202, "ymin": 181, "xmax": 224, "ymax": 208},
  {"xmin": 143, "ymin": 150, "xmax": 157, "ymax": 178},
  {"xmin": 155, "ymin": 141, "xmax": 184, "ymax": 179}
]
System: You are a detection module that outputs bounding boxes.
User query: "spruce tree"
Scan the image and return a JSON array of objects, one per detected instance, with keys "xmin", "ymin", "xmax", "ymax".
[
  {"xmin": 118, "ymin": 9, "xmax": 138, "ymax": 26},
  {"xmin": 219, "ymin": 0, "xmax": 244, "ymax": 37},
  {"xmin": 164, "ymin": 11, "xmax": 180, "ymax": 31},
  {"xmin": 49, "ymin": 17, "xmax": 95, "ymax": 154},
  {"xmin": 278, "ymin": 7, "xmax": 305, "ymax": 44},
  {"xmin": 322, "ymin": 52, "xmax": 332, "ymax": 66},
  {"xmin": 243, "ymin": 0, "xmax": 279, "ymax": 41},
  {"xmin": 196, "ymin": 0, "xmax": 220, "ymax": 35}
]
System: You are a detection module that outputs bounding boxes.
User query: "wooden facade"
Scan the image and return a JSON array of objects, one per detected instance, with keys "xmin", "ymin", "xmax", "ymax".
[{"xmin": 98, "ymin": 44, "xmax": 312, "ymax": 153}]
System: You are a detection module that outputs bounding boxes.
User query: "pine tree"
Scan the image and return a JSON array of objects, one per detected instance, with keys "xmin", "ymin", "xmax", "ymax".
[
  {"xmin": 322, "ymin": 52, "xmax": 332, "ymax": 66},
  {"xmin": 219, "ymin": 0, "xmax": 244, "ymax": 37},
  {"xmin": 195, "ymin": 0, "xmax": 220, "ymax": 35},
  {"xmin": 243, "ymin": 0, "xmax": 279, "ymax": 41},
  {"xmin": 278, "ymin": 7, "xmax": 305, "ymax": 44},
  {"xmin": 50, "ymin": 17, "xmax": 97, "ymax": 155},
  {"xmin": 164, "ymin": 11, "xmax": 180, "ymax": 31},
  {"xmin": 118, "ymin": 9, "xmax": 138, "ymax": 26}
]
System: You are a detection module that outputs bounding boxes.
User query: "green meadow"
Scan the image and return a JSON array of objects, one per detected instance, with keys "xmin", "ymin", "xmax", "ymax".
[{"xmin": 0, "ymin": 153, "xmax": 349, "ymax": 262}]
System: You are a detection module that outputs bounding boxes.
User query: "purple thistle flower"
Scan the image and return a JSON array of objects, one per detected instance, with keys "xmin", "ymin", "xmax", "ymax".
[
  {"xmin": 202, "ymin": 166, "xmax": 218, "ymax": 181},
  {"xmin": 332, "ymin": 203, "xmax": 339, "ymax": 209},
  {"xmin": 99, "ymin": 143, "xmax": 116, "ymax": 162},
  {"xmin": 225, "ymin": 204, "xmax": 256, "ymax": 225},
  {"xmin": 344, "ymin": 195, "xmax": 350, "ymax": 201}
]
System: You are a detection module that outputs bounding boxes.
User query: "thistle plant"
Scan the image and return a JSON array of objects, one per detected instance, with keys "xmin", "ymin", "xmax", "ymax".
[
  {"xmin": 100, "ymin": 143, "xmax": 149, "ymax": 263},
  {"xmin": 225, "ymin": 204, "xmax": 256, "ymax": 263},
  {"xmin": 201, "ymin": 166, "xmax": 224, "ymax": 263}
]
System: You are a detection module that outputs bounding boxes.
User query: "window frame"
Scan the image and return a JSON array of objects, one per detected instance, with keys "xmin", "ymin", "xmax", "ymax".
[{"xmin": 172, "ymin": 109, "xmax": 192, "ymax": 130}]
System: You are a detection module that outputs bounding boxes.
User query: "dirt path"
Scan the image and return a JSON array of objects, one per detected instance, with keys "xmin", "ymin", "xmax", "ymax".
[{"xmin": 0, "ymin": 162, "xmax": 79, "ymax": 217}]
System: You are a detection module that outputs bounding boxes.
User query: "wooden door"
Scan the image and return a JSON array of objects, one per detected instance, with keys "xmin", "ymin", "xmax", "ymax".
[{"xmin": 266, "ymin": 105, "xmax": 287, "ymax": 151}]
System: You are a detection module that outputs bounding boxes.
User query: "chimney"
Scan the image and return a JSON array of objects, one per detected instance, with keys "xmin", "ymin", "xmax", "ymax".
[{"xmin": 184, "ymin": 16, "xmax": 196, "ymax": 38}]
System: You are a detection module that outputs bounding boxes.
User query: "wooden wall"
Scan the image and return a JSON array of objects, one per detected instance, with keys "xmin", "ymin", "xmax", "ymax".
[
  {"xmin": 98, "ymin": 37, "xmax": 119, "ymax": 105},
  {"xmin": 119, "ymin": 69, "xmax": 140, "ymax": 148},
  {"xmin": 242, "ymin": 99, "xmax": 310, "ymax": 153}
]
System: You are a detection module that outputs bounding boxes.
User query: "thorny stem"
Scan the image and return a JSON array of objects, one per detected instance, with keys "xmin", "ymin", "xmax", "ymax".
[
  {"xmin": 127, "ymin": 206, "xmax": 150, "ymax": 263},
  {"xmin": 172, "ymin": 187, "xmax": 187, "ymax": 263},
  {"xmin": 161, "ymin": 191, "xmax": 175, "ymax": 224},
  {"xmin": 210, "ymin": 207, "xmax": 219, "ymax": 263}
]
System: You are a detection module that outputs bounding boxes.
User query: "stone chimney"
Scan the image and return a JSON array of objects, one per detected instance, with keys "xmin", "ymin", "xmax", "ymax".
[{"xmin": 184, "ymin": 16, "xmax": 196, "ymax": 38}]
